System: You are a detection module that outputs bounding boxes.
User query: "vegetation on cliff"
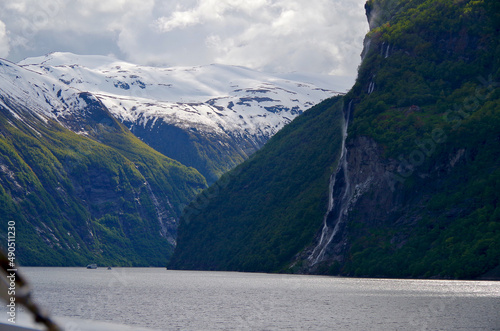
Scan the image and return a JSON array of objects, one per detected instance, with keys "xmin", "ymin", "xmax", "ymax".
[
  {"xmin": 340, "ymin": 0, "xmax": 500, "ymax": 278},
  {"xmin": 170, "ymin": 0, "xmax": 499, "ymax": 279},
  {"xmin": 170, "ymin": 97, "xmax": 345, "ymax": 271},
  {"xmin": 0, "ymin": 99, "xmax": 206, "ymax": 266}
]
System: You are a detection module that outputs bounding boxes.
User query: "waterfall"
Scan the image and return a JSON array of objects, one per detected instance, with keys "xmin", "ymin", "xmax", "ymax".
[
  {"xmin": 308, "ymin": 100, "xmax": 353, "ymax": 266},
  {"xmin": 143, "ymin": 179, "xmax": 176, "ymax": 244},
  {"xmin": 368, "ymin": 81, "xmax": 375, "ymax": 94}
]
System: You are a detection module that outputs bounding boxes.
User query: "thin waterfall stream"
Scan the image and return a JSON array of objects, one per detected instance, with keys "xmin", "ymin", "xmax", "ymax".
[{"xmin": 308, "ymin": 100, "xmax": 353, "ymax": 265}]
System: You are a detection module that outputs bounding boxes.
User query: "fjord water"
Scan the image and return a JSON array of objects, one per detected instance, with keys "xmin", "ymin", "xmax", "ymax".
[{"xmin": 6, "ymin": 268, "xmax": 500, "ymax": 330}]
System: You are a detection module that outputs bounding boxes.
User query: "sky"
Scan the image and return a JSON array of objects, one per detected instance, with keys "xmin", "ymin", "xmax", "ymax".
[{"xmin": 0, "ymin": 0, "xmax": 368, "ymax": 79}]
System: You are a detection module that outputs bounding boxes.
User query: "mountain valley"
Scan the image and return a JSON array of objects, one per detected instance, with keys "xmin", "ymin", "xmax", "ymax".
[{"xmin": 0, "ymin": 53, "xmax": 340, "ymax": 266}]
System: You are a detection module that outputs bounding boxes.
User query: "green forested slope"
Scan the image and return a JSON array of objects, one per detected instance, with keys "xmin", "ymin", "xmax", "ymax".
[
  {"xmin": 170, "ymin": 0, "xmax": 499, "ymax": 278},
  {"xmin": 337, "ymin": 0, "xmax": 500, "ymax": 278},
  {"xmin": 0, "ymin": 97, "xmax": 206, "ymax": 266},
  {"xmin": 128, "ymin": 121, "xmax": 253, "ymax": 185},
  {"xmin": 170, "ymin": 97, "xmax": 345, "ymax": 271}
]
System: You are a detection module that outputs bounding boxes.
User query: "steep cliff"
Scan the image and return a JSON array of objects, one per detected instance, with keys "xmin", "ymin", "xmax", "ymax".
[
  {"xmin": 302, "ymin": 0, "xmax": 500, "ymax": 279},
  {"xmin": 170, "ymin": 0, "xmax": 499, "ymax": 279}
]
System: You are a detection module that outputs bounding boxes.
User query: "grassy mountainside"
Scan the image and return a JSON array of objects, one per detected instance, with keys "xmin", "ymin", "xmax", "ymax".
[
  {"xmin": 170, "ymin": 97, "xmax": 345, "ymax": 271},
  {"xmin": 127, "ymin": 120, "xmax": 253, "ymax": 184},
  {"xmin": 170, "ymin": 0, "xmax": 499, "ymax": 279},
  {"xmin": 0, "ymin": 94, "xmax": 206, "ymax": 266}
]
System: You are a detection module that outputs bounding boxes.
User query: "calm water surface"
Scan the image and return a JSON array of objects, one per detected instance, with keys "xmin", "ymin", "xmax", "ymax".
[{"xmin": 4, "ymin": 267, "xmax": 500, "ymax": 330}]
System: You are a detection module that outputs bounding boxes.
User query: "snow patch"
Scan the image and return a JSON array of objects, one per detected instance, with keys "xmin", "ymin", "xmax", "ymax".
[{"xmin": 18, "ymin": 52, "xmax": 344, "ymax": 137}]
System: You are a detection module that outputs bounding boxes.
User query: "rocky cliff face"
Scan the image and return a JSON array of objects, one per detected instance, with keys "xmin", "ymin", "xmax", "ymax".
[{"xmin": 303, "ymin": 132, "xmax": 417, "ymax": 271}]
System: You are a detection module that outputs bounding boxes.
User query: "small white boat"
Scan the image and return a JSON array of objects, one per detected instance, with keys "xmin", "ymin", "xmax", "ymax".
[{"xmin": 86, "ymin": 264, "xmax": 97, "ymax": 269}]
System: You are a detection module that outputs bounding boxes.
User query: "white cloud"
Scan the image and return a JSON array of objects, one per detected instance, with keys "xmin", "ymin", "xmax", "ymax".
[
  {"xmin": 155, "ymin": 0, "xmax": 270, "ymax": 32},
  {"xmin": 0, "ymin": 0, "xmax": 368, "ymax": 79},
  {"xmin": 0, "ymin": 20, "xmax": 9, "ymax": 58},
  {"xmin": 151, "ymin": 0, "xmax": 368, "ymax": 75}
]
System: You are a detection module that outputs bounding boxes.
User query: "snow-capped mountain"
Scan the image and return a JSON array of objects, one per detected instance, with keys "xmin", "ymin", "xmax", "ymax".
[
  {"xmin": 0, "ymin": 57, "xmax": 208, "ymax": 266},
  {"xmin": 13, "ymin": 52, "xmax": 344, "ymax": 182},
  {"xmin": 0, "ymin": 58, "xmax": 88, "ymax": 125},
  {"xmin": 19, "ymin": 52, "xmax": 344, "ymax": 135}
]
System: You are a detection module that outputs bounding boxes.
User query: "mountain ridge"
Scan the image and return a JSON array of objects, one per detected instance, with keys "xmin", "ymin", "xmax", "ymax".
[
  {"xmin": 19, "ymin": 52, "xmax": 345, "ymax": 182},
  {"xmin": 0, "ymin": 58, "xmax": 206, "ymax": 266}
]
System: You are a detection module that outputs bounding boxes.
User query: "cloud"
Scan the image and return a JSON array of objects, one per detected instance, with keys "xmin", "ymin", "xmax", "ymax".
[
  {"xmin": 0, "ymin": 0, "xmax": 368, "ymax": 78},
  {"xmin": 155, "ymin": 0, "xmax": 269, "ymax": 32},
  {"xmin": 0, "ymin": 20, "xmax": 9, "ymax": 58}
]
